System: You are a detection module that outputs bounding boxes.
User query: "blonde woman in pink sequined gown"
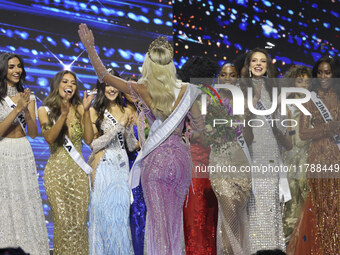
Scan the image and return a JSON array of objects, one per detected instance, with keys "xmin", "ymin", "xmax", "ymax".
[{"xmin": 78, "ymin": 23, "xmax": 203, "ymax": 255}]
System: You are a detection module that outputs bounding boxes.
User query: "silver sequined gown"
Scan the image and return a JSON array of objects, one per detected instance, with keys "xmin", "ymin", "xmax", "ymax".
[
  {"xmin": 248, "ymin": 81, "xmax": 285, "ymax": 252},
  {"xmin": 0, "ymin": 89, "xmax": 49, "ymax": 255}
]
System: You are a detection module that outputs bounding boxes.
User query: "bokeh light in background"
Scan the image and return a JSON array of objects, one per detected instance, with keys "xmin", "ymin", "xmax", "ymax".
[{"xmin": 173, "ymin": 0, "xmax": 339, "ymax": 75}]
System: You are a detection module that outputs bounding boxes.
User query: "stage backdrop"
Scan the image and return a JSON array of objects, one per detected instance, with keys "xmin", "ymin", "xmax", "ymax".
[{"xmin": 0, "ymin": 0, "xmax": 172, "ymax": 249}]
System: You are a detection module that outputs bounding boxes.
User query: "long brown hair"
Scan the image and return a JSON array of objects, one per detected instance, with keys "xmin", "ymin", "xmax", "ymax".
[
  {"xmin": 0, "ymin": 52, "xmax": 26, "ymax": 101},
  {"xmin": 43, "ymin": 70, "xmax": 81, "ymax": 145},
  {"xmin": 92, "ymin": 69, "xmax": 125, "ymax": 136},
  {"xmin": 240, "ymin": 48, "xmax": 278, "ymax": 98}
]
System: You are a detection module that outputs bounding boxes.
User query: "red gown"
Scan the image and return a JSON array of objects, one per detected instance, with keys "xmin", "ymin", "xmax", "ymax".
[{"xmin": 183, "ymin": 142, "xmax": 218, "ymax": 255}]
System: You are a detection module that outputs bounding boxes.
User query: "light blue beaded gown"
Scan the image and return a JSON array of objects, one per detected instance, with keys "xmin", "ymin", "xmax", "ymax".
[{"xmin": 88, "ymin": 117, "xmax": 136, "ymax": 255}]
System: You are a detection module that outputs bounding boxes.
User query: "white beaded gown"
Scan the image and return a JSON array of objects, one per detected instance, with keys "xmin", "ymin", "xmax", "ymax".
[
  {"xmin": 0, "ymin": 86, "xmax": 49, "ymax": 255},
  {"xmin": 248, "ymin": 81, "xmax": 285, "ymax": 252},
  {"xmin": 88, "ymin": 116, "xmax": 136, "ymax": 255}
]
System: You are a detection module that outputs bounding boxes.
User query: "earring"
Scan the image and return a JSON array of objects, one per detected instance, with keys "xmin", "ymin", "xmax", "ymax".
[{"xmin": 249, "ymin": 69, "xmax": 252, "ymax": 77}]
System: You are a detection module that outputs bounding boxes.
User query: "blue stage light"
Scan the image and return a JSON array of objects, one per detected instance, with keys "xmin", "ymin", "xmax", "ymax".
[
  {"xmin": 118, "ymin": 49, "xmax": 132, "ymax": 60},
  {"xmin": 37, "ymin": 77, "xmax": 49, "ymax": 87},
  {"xmin": 46, "ymin": 36, "xmax": 57, "ymax": 46},
  {"xmin": 140, "ymin": 15, "xmax": 150, "ymax": 23},
  {"xmin": 154, "ymin": 18, "xmax": 164, "ymax": 25},
  {"xmin": 117, "ymin": 11, "xmax": 125, "ymax": 17},
  {"xmin": 262, "ymin": 0, "xmax": 272, "ymax": 7},
  {"xmin": 110, "ymin": 62, "xmax": 119, "ymax": 68},
  {"xmin": 124, "ymin": 64, "xmax": 132, "ymax": 70},
  {"xmin": 323, "ymin": 23, "xmax": 330, "ymax": 29},
  {"xmin": 133, "ymin": 53, "xmax": 145, "ymax": 62},
  {"xmin": 83, "ymin": 83, "xmax": 91, "ymax": 89},
  {"xmin": 61, "ymin": 38, "xmax": 71, "ymax": 48},
  {"xmin": 128, "ymin": 12, "xmax": 138, "ymax": 21}
]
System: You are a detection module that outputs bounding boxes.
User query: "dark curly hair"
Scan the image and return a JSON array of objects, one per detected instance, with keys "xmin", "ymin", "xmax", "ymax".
[
  {"xmin": 281, "ymin": 65, "xmax": 312, "ymax": 98},
  {"xmin": 177, "ymin": 56, "xmax": 219, "ymax": 83}
]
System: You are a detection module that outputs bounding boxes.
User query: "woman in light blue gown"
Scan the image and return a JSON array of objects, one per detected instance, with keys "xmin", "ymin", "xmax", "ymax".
[{"xmin": 87, "ymin": 70, "xmax": 137, "ymax": 255}]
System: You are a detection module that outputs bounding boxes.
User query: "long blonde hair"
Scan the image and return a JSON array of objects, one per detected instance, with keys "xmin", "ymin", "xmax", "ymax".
[{"xmin": 138, "ymin": 46, "xmax": 180, "ymax": 120}]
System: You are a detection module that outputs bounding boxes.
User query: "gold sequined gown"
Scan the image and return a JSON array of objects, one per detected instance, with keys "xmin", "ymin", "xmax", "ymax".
[
  {"xmin": 288, "ymin": 87, "xmax": 340, "ymax": 255},
  {"xmin": 209, "ymin": 142, "xmax": 251, "ymax": 255},
  {"xmin": 43, "ymin": 119, "xmax": 89, "ymax": 255},
  {"xmin": 282, "ymin": 105, "xmax": 310, "ymax": 243}
]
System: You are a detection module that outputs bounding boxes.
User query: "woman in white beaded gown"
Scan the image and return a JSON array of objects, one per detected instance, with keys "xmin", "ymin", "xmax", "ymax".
[
  {"xmin": 0, "ymin": 52, "xmax": 49, "ymax": 254},
  {"xmin": 240, "ymin": 48, "xmax": 291, "ymax": 252}
]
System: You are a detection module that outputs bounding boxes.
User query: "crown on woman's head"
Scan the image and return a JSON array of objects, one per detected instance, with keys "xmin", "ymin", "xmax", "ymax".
[{"xmin": 147, "ymin": 36, "xmax": 174, "ymax": 65}]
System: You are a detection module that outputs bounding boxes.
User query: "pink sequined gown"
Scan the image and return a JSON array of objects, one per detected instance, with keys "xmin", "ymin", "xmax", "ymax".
[{"xmin": 132, "ymin": 90, "xmax": 192, "ymax": 255}]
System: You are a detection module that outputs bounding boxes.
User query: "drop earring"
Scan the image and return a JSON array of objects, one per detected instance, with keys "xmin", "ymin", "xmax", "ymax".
[{"xmin": 249, "ymin": 69, "xmax": 252, "ymax": 78}]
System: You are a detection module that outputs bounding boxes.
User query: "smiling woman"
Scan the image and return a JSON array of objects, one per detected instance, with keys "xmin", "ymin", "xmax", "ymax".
[
  {"xmin": 288, "ymin": 56, "xmax": 340, "ymax": 255},
  {"xmin": 0, "ymin": 52, "xmax": 49, "ymax": 254},
  {"xmin": 240, "ymin": 48, "xmax": 290, "ymax": 253},
  {"xmin": 87, "ymin": 69, "xmax": 138, "ymax": 255},
  {"xmin": 37, "ymin": 70, "xmax": 95, "ymax": 254}
]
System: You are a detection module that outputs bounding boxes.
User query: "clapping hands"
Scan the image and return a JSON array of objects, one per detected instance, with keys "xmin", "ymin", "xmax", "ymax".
[
  {"xmin": 83, "ymin": 90, "xmax": 96, "ymax": 111},
  {"xmin": 16, "ymin": 88, "xmax": 31, "ymax": 112}
]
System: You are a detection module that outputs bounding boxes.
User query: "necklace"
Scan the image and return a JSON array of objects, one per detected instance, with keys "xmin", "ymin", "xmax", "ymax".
[{"xmin": 7, "ymin": 85, "xmax": 18, "ymax": 97}]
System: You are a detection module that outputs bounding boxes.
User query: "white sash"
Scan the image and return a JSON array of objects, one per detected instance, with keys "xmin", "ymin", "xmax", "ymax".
[
  {"xmin": 236, "ymin": 133, "xmax": 256, "ymax": 194},
  {"xmin": 104, "ymin": 109, "xmax": 125, "ymax": 150},
  {"xmin": 128, "ymin": 84, "xmax": 200, "ymax": 190},
  {"xmin": 4, "ymin": 96, "xmax": 27, "ymax": 133},
  {"xmin": 256, "ymin": 100, "xmax": 274, "ymax": 126},
  {"xmin": 63, "ymin": 135, "xmax": 92, "ymax": 174},
  {"xmin": 311, "ymin": 91, "xmax": 340, "ymax": 150},
  {"xmin": 255, "ymin": 100, "xmax": 291, "ymax": 202},
  {"xmin": 236, "ymin": 134, "xmax": 252, "ymax": 165},
  {"xmin": 44, "ymin": 106, "xmax": 92, "ymax": 175}
]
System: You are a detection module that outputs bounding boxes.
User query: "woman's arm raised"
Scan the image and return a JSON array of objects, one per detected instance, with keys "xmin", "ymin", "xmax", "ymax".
[{"xmin": 78, "ymin": 23, "xmax": 150, "ymax": 104}]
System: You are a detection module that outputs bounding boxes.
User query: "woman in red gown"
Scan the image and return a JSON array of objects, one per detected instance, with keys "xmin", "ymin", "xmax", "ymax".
[{"xmin": 178, "ymin": 56, "xmax": 219, "ymax": 255}]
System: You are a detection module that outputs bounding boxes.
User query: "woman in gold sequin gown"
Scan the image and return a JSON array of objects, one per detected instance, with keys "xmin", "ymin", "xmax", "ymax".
[
  {"xmin": 209, "ymin": 63, "xmax": 252, "ymax": 255},
  {"xmin": 287, "ymin": 56, "xmax": 340, "ymax": 255},
  {"xmin": 38, "ymin": 70, "xmax": 95, "ymax": 255}
]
